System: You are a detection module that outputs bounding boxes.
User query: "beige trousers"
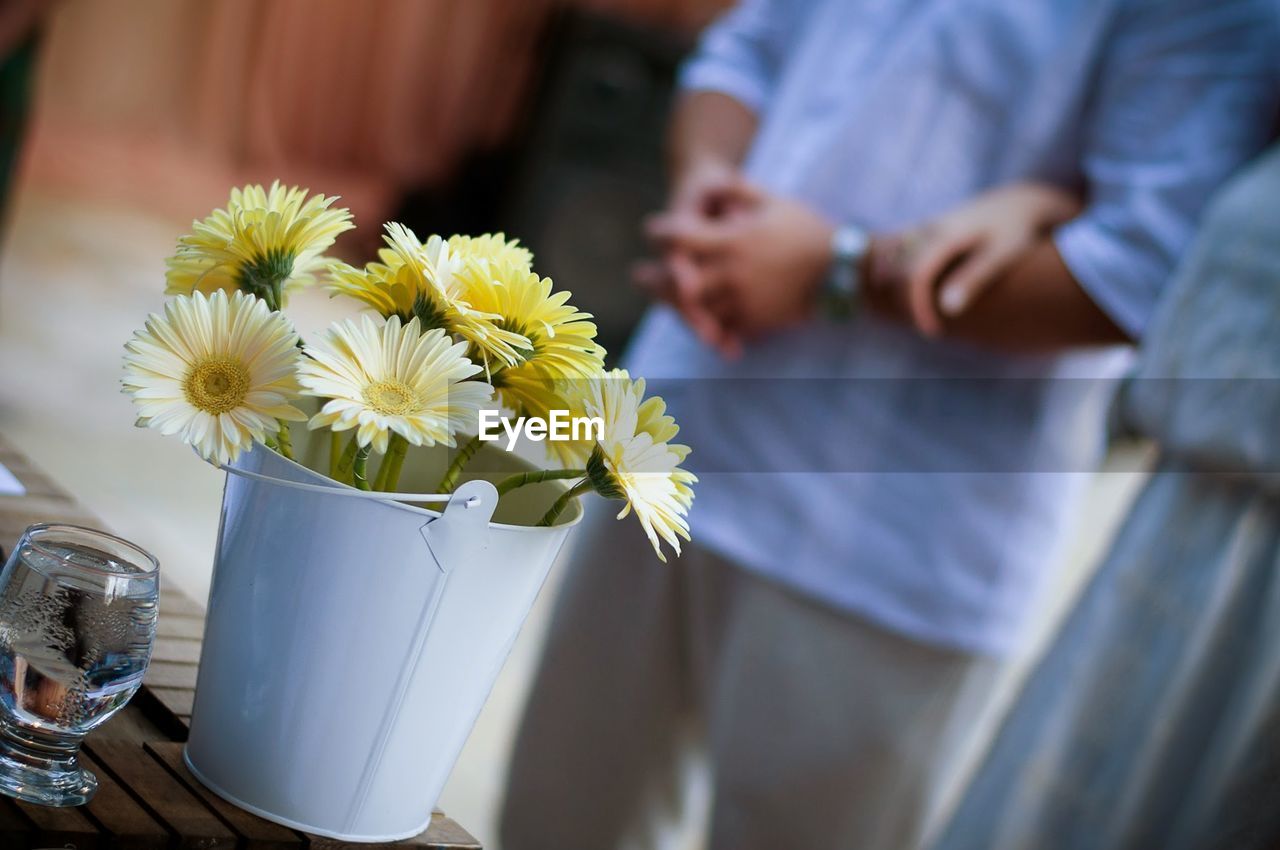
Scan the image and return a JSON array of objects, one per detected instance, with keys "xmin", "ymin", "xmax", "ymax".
[{"xmin": 500, "ymin": 504, "xmax": 998, "ymax": 850}]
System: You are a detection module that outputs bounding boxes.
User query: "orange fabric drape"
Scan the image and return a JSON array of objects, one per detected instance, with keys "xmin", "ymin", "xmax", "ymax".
[
  {"xmin": 194, "ymin": 0, "xmax": 553, "ymax": 187},
  {"xmin": 24, "ymin": 0, "xmax": 553, "ymax": 225},
  {"xmin": 20, "ymin": 0, "xmax": 727, "ymax": 225}
]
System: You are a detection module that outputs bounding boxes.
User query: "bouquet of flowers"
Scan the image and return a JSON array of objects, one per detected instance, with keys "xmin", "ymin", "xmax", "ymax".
[{"xmin": 120, "ymin": 182, "xmax": 695, "ymax": 560}]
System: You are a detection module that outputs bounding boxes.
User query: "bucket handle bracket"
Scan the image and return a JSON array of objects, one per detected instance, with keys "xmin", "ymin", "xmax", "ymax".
[{"xmin": 418, "ymin": 479, "xmax": 499, "ymax": 575}]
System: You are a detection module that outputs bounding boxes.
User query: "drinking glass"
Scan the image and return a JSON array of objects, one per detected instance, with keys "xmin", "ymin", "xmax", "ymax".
[{"xmin": 0, "ymin": 524, "xmax": 158, "ymax": 806}]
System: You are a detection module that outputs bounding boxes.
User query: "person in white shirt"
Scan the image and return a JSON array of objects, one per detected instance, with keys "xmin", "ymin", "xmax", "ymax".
[{"xmin": 500, "ymin": 2, "xmax": 1280, "ymax": 848}]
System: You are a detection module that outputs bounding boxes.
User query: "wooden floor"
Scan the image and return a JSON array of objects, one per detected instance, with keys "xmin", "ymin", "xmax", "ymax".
[{"xmin": 0, "ymin": 434, "xmax": 481, "ymax": 848}]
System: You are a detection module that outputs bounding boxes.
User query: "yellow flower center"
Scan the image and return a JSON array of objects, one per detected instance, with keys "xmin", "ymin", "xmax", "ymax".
[
  {"xmin": 184, "ymin": 356, "xmax": 250, "ymax": 415},
  {"xmin": 363, "ymin": 380, "xmax": 418, "ymax": 416}
]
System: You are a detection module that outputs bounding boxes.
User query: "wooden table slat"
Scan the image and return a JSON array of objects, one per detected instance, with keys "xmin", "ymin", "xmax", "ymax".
[
  {"xmin": 159, "ymin": 591, "xmax": 209, "ymax": 617},
  {"xmin": 148, "ymin": 686, "xmax": 196, "ymax": 717},
  {"xmin": 153, "ymin": 636, "xmax": 204, "ymax": 665},
  {"xmin": 144, "ymin": 659, "xmax": 201, "ymax": 689},
  {"xmin": 146, "ymin": 742, "xmax": 305, "ymax": 849},
  {"xmin": 12, "ymin": 795, "xmax": 102, "ymax": 848},
  {"xmin": 0, "ymin": 797, "xmax": 34, "ymax": 849},
  {"xmin": 130, "ymin": 687, "xmax": 194, "ymax": 744},
  {"xmin": 80, "ymin": 749, "xmax": 172, "ymax": 849},
  {"xmin": 85, "ymin": 739, "xmax": 237, "ymax": 850},
  {"xmin": 307, "ymin": 811, "xmax": 483, "ymax": 850},
  {"xmin": 157, "ymin": 614, "xmax": 209, "ymax": 640},
  {"xmin": 411, "ymin": 813, "xmax": 487, "ymax": 849}
]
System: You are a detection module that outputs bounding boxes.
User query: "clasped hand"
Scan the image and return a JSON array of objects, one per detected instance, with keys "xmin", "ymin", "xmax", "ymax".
[{"xmin": 634, "ymin": 163, "xmax": 1081, "ymax": 357}]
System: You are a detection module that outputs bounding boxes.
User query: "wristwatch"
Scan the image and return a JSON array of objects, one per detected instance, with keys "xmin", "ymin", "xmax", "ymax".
[{"xmin": 818, "ymin": 224, "xmax": 870, "ymax": 320}]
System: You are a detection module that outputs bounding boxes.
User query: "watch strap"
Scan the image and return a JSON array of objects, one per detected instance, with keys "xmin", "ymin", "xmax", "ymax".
[{"xmin": 820, "ymin": 224, "xmax": 869, "ymax": 320}]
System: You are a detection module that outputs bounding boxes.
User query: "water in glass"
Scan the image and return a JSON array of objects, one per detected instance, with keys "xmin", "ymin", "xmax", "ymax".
[{"xmin": 0, "ymin": 524, "xmax": 158, "ymax": 806}]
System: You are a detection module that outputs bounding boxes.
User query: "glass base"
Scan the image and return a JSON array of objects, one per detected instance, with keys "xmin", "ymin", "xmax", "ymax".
[
  {"xmin": 0, "ymin": 754, "xmax": 96, "ymax": 806},
  {"xmin": 0, "ymin": 723, "xmax": 97, "ymax": 806}
]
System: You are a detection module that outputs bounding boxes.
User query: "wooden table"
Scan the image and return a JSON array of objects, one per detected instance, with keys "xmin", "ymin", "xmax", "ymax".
[{"xmin": 0, "ymin": 435, "xmax": 482, "ymax": 849}]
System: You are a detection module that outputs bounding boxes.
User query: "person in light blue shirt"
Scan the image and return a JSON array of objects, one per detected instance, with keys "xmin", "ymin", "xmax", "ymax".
[
  {"xmin": 500, "ymin": 2, "xmax": 1280, "ymax": 849},
  {"xmin": 929, "ymin": 140, "xmax": 1280, "ymax": 850}
]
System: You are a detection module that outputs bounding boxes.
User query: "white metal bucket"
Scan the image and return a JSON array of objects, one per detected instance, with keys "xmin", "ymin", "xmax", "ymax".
[{"xmin": 183, "ymin": 430, "xmax": 582, "ymax": 842}]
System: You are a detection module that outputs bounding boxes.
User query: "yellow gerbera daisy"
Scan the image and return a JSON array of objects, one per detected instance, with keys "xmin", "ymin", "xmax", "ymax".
[
  {"xmin": 487, "ymin": 369, "xmax": 595, "ymax": 467},
  {"xmin": 297, "ymin": 314, "xmax": 494, "ymax": 453},
  {"xmin": 456, "ymin": 256, "xmax": 605, "ymax": 379},
  {"xmin": 327, "ymin": 223, "xmax": 529, "ymax": 369},
  {"xmin": 122, "ymin": 290, "xmax": 306, "ymax": 464},
  {"xmin": 447, "ymin": 232, "xmax": 533, "ymax": 271},
  {"xmin": 578, "ymin": 368, "xmax": 696, "ymax": 561},
  {"xmin": 453, "ymin": 255, "xmax": 604, "ymax": 467},
  {"xmin": 165, "ymin": 181, "xmax": 354, "ymax": 310}
]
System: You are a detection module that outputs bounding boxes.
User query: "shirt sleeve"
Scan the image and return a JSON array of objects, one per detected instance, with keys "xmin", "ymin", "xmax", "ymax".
[
  {"xmin": 1053, "ymin": 0, "xmax": 1280, "ymax": 339},
  {"xmin": 676, "ymin": 0, "xmax": 794, "ymax": 114}
]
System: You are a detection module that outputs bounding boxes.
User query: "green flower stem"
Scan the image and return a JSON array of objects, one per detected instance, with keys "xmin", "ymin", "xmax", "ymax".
[
  {"xmin": 436, "ymin": 434, "xmax": 482, "ymax": 494},
  {"xmin": 275, "ymin": 421, "xmax": 294, "ymax": 460},
  {"xmin": 329, "ymin": 431, "xmax": 343, "ymax": 479},
  {"xmin": 334, "ymin": 434, "xmax": 360, "ymax": 484},
  {"xmin": 496, "ymin": 468, "xmax": 587, "ymax": 497},
  {"xmin": 375, "ymin": 434, "xmax": 409, "ymax": 492},
  {"xmin": 353, "ymin": 446, "xmax": 372, "ymax": 491},
  {"xmin": 384, "ymin": 435, "xmax": 410, "ymax": 492},
  {"xmin": 251, "ymin": 280, "xmax": 281, "ymax": 312},
  {"xmin": 373, "ymin": 449, "xmax": 391, "ymax": 492},
  {"xmin": 536, "ymin": 480, "xmax": 594, "ymax": 527}
]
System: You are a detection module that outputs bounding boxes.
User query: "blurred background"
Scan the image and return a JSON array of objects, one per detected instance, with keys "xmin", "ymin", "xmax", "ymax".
[{"xmin": 0, "ymin": 1, "xmax": 1149, "ymax": 846}]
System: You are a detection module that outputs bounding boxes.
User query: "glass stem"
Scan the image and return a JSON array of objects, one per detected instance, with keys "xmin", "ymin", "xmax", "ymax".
[
  {"xmin": 436, "ymin": 434, "xmax": 482, "ymax": 494},
  {"xmin": 536, "ymin": 480, "xmax": 593, "ymax": 527},
  {"xmin": 497, "ymin": 468, "xmax": 586, "ymax": 496}
]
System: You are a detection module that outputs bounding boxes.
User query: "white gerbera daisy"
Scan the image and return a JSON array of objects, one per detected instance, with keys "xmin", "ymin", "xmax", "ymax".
[
  {"xmin": 579, "ymin": 368, "xmax": 696, "ymax": 561},
  {"xmin": 122, "ymin": 290, "xmax": 306, "ymax": 464},
  {"xmin": 298, "ymin": 314, "xmax": 494, "ymax": 453}
]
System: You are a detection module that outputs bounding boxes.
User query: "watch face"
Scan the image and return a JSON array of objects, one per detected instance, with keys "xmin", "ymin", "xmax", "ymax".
[
  {"xmin": 821, "ymin": 225, "xmax": 866, "ymax": 321},
  {"xmin": 834, "ymin": 225, "xmax": 870, "ymax": 261}
]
